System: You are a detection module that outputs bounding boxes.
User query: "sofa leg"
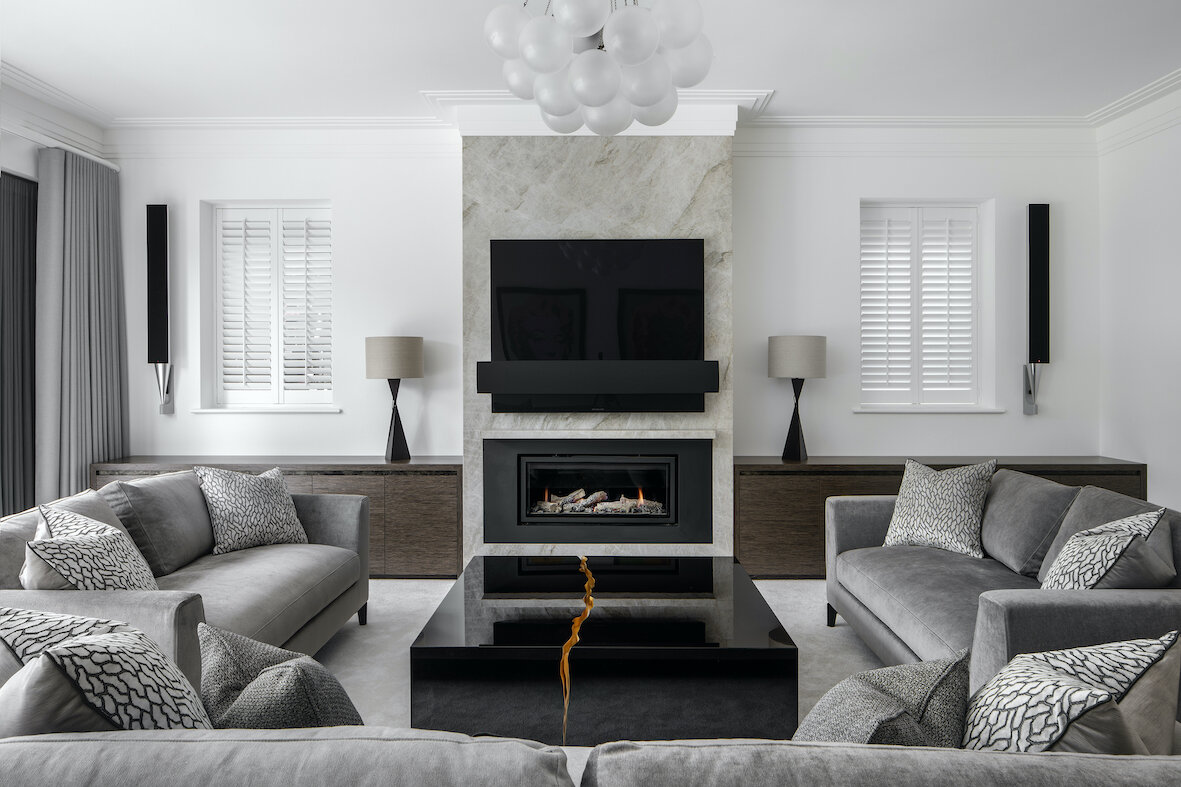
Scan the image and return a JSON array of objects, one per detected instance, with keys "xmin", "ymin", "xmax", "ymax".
[
  {"xmin": 826, "ymin": 603, "xmax": 837, "ymax": 627},
  {"xmin": 358, "ymin": 603, "xmax": 368, "ymax": 626}
]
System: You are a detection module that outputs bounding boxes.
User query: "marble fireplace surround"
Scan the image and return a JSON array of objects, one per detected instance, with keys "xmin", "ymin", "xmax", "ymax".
[{"xmin": 462, "ymin": 136, "xmax": 734, "ymax": 563}]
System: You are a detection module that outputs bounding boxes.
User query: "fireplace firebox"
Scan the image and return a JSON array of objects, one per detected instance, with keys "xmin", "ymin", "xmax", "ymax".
[{"xmin": 484, "ymin": 438, "xmax": 711, "ymax": 544}]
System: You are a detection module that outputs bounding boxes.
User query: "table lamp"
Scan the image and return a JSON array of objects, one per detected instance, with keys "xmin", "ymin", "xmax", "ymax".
[
  {"xmin": 366, "ymin": 336, "xmax": 424, "ymax": 461},
  {"xmin": 768, "ymin": 335, "xmax": 827, "ymax": 461}
]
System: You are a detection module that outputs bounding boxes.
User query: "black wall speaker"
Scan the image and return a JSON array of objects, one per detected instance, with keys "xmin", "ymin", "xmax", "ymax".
[
  {"xmin": 1028, "ymin": 204, "xmax": 1050, "ymax": 364},
  {"xmin": 146, "ymin": 204, "xmax": 169, "ymax": 364}
]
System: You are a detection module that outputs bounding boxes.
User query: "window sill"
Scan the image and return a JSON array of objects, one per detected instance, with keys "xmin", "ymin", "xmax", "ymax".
[
  {"xmin": 191, "ymin": 406, "xmax": 342, "ymax": 414},
  {"xmin": 853, "ymin": 405, "xmax": 1005, "ymax": 415}
]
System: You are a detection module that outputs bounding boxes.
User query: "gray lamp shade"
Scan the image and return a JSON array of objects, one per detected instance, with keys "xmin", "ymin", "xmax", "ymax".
[
  {"xmin": 366, "ymin": 336, "xmax": 424, "ymax": 379},
  {"xmin": 768, "ymin": 335, "xmax": 827, "ymax": 379}
]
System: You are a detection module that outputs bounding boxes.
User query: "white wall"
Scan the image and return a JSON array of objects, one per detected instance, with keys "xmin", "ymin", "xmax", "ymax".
[
  {"xmin": 732, "ymin": 124, "xmax": 1103, "ymax": 457},
  {"xmin": 109, "ymin": 126, "xmax": 464, "ymax": 457},
  {"xmin": 1097, "ymin": 91, "xmax": 1181, "ymax": 507},
  {"xmin": 0, "ymin": 131, "xmax": 39, "ymax": 179}
]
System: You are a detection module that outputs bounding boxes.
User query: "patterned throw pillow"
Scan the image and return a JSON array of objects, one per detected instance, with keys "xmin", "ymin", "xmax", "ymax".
[
  {"xmin": 19, "ymin": 506, "xmax": 158, "ymax": 591},
  {"xmin": 0, "ymin": 607, "xmax": 132, "ymax": 687},
  {"xmin": 198, "ymin": 623, "xmax": 362, "ymax": 728},
  {"xmin": 0, "ymin": 610, "xmax": 210, "ymax": 737},
  {"xmin": 1041, "ymin": 509, "xmax": 1174, "ymax": 590},
  {"xmin": 963, "ymin": 631, "xmax": 1181, "ymax": 755},
  {"xmin": 794, "ymin": 651, "xmax": 970, "ymax": 747},
  {"xmin": 193, "ymin": 466, "xmax": 308, "ymax": 555},
  {"xmin": 883, "ymin": 459, "xmax": 997, "ymax": 558}
]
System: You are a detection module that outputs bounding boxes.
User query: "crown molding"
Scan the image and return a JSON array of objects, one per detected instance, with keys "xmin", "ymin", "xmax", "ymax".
[
  {"xmin": 1087, "ymin": 66, "xmax": 1181, "ymax": 126},
  {"xmin": 105, "ymin": 116, "xmax": 449, "ymax": 130},
  {"xmin": 743, "ymin": 115, "xmax": 1091, "ymax": 129},
  {"xmin": 103, "ymin": 137, "xmax": 461, "ymax": 160},
  {"xmin": 732, "ymin": 139, "xmax": 1098, "ymax": 159},
  {"xmin": 1095, "ymin": 90, "xmax": 1181, "ymax": 156},
  {"xmin": 421, "ymin": 88, "xmax": 774, "ymax": 135},
  {"xmin": 0, "ymin": 62, "xmax": 113, "ymax": 127}
]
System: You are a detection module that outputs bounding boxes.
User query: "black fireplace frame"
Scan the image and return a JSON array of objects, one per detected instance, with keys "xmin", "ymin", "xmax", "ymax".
[{"xmin": 484, "ymin": 438, "xmax": 712, "ymax": 544}]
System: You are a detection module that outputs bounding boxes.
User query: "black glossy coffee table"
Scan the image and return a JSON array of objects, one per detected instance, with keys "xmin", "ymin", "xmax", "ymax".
[{"xmin": 411, "ymin": 556, "xmax": 797, "ymax": 746}]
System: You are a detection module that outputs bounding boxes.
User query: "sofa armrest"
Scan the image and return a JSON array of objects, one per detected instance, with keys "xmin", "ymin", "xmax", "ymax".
[
  {"xmin": 292, "ymin": 493, "xmax": 369, "ymax": 582},
  {"xmin": 825, "ymin": 495, "xmax": 896, "ymax": 573},
  {"xmin": 0, "ymin": 590, "xmax": 205, "ymax": 689},
  {"xmin": 971, "ymin": 588, "xmax": 1181, "ymax": 693}
]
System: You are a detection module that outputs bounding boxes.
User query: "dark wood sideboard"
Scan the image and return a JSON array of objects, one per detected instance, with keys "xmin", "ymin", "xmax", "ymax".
[
  {"xmin": 89, "ymin": 456, "xmax": 462, "ymax": 579},
  {"xmin": 734, "ymin": 456, "xmax": 1148, "ymax": 580}
]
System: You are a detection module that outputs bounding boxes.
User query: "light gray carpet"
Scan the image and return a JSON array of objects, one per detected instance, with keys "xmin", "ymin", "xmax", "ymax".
[{"xmin": 315, "ymin": 578, "xmax": 882, "ymax": 783}]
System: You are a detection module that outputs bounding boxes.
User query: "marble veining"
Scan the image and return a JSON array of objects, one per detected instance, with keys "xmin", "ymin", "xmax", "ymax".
[{"xmin": 463, "ymin": 136, "xmax": 734, "ymax": 562}]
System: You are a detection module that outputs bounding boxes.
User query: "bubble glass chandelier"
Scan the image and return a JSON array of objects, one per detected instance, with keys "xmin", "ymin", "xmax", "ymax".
[{"xmin": 484, "ymin": 0, "xmax": 712, "ymax": 136}]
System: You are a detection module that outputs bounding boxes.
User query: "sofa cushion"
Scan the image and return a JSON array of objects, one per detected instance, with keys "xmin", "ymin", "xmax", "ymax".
[
  {"xmin": 198, "ymin": 623, "xmax": 362, "ymax": 729},
  {"xmin": 99, "ymin": 471, "xmax": 215, "ymax": 576},
  {"xmin": 0, "ymin": 490, "xmax": 128, "ymax": 590},
  {"xmin": 980, "ymin": 470, "xmax": 1079, "ymax": 576},
  {"xmin": 156, "ymin": 544, "xmax": 358, "ymax": 647},
  {"xmin": 794, "ymin": 650, "xmax": 970, "ymax": 747},
  {"xmin": 0, "ymin": 628, "xmax": 211, "ymax": 737},
  {"xmin": 884, "ymin": 459, "xmax": 996, "ymax": 558},
  {"xmin": 963, "ymin": 631, "xmax": 1180, "ymax": 754},
  {"xmin": 836, "ymin": 546, "xmax": 1038, "ymax": 659},
  {"xmin": 0, "ymin": 728, "xmax": 575, "ymax": 787},
  {"xmin": 21, "ymin": 507, "xmax": 158, "ymax": 591},
  {"xmin": 1041, "ymin": 509, "xmax": 1175, "ymax": 590},
  {"xmin": 1039, "ymin": 486, "xmax": 1181, "ymax": 588},
  {"xmin": 194, "ymin": 467, "xmax": 308, "ymax": 555}
]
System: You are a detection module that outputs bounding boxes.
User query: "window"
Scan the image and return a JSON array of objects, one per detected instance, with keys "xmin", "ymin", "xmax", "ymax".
[
  {"xmin": 214, "ymin": 206, "xmax": 333, "ymax": 406},
  {"xmin": 859, "ymin": 204, "xmax": 980, "ymax": 407}
]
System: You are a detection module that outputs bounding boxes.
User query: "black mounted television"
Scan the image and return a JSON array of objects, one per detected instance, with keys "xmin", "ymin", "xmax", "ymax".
[{"xmin": 485, "ymin": 239, "xmax": 712, "ymax": 412}]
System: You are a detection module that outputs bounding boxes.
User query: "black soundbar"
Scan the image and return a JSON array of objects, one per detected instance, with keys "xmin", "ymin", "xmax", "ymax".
[
  {"xmin": 1028, "ymin": 203, "xmax": 1050, "ymax": 364},
  {"xmin": 146, "ymin": 204, "xmax": 169, "ymax": 364},
  {"xmin": 476, "ymin": 360, "xmax": 720, "ymax": 395}
]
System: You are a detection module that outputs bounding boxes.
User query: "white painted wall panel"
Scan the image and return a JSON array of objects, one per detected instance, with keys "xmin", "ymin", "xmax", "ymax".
[
  {"xmin": 732, "ymin": 125, "xmax": 1103, "ymax": 458},
  {"xmin": 113, "ymin": 127, "xmax": 464, "ymax": 457},
  {"xmin": 1097, "ymin": 91, "xmax": 1181, "ymax": 507}
]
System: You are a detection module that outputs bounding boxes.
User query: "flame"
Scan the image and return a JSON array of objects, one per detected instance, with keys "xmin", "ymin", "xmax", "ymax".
[
  {"xmin": 638, "ymin": 488, "xmax": 645, "ymax": 504},
  {"xmin": 560, "ymin": 556, "xmax": 595, "ymax": 745},
  {"xmin": 544, "ymin": 488, "xmax": 549, "ymax": 503}
]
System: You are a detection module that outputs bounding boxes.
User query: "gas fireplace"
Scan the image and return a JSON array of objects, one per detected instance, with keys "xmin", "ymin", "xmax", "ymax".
[{"xmin": 484, "ymin": 438, "xmax": 711, "ymax": 544}]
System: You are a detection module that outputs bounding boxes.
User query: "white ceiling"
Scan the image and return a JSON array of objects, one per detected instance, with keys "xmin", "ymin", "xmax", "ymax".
[{"xmin": 2, "ymin": 0, "xmax": 1180, "ymax": 122}]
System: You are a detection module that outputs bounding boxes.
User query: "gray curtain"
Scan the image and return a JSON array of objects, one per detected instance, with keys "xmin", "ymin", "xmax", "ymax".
[
  {"xmin": 35, "ymin": 149, "xmax": 128, "ymax": 502},
  {"xmin": 1, "ymin": 174, "xmax": 38, "ymax": 515}
]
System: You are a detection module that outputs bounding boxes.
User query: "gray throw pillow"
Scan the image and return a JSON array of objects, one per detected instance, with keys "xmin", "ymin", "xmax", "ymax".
[
  {"xmin": 20, "ymin": 506, "xmax": 158, "ymax": 591},
  {"xmin": 0, "ymin": 626, "xmax": 211, "ymax": 737},
  {"xmin": 794, "ymin": 651, "xmax": 970, "ymax": 747},
  {"xmin": 963, "ymin": 631, "xmax": 1181, "ymax": 754},
  {"xmin": 1041, "ymin": 509, "xmax": 1174, "ymax": 590},
  {"xmin": 979, "ymin": 470, "xmax": 1081, "ymax": 576},
  {"xmin": 193, "ymin": 466, "xmax": 307, "ymax": 555},
  {"xmin": 883, "ymin": 459, "xmax": 997, "ymax": 558},
  {"xmin": 198, "ymin": 623, "xmax": 362, "ymax": 729},
  {"xmin": 99, "ymin": 471, "xmax": 216, "ymax": 576}
]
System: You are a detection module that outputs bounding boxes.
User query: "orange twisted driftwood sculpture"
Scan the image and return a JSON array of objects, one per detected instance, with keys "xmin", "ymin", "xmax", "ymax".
[{"xmin": 560, "ymin": 556, "xmax": 596, "ymax": 744}]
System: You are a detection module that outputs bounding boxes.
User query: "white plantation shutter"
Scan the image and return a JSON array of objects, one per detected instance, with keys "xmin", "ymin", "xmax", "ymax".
[
  {"xmin": 214, "ymin": 206, "xmax": 333, "ymax": 406},
  {"xmin": 217, "ymin": 209, "xmax": 274, "ymax": 399},
  {"xmin": 281, "ymin": 209, "xmax": 333, "ymax": 397},
  {"xmin": 859, "ymin": 204, "xmax": 979, "ymax": 406},
  {"xmin": 919, "ymin": 208, "xmax": 976, "ymax": 402},
  {"xmin": 859, "ymin": 208, "xmax": 913, "ymax": 401}
]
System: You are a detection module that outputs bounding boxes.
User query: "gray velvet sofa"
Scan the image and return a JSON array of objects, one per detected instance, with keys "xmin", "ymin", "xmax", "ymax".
[
  {"xmin": 826, "ymin": 469, "xmax": 1181, "ymax": 703},
  {"xmin": 0, "ymin": 471, "xmax": 368, "ymax": 689},
  {"xmin": 0, "ymin": 729, "xmax": 1177, "ymax": 786},
  {"xmin": 582, "ymin": 738, "xmax": 1181, "ymax": 786}
]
